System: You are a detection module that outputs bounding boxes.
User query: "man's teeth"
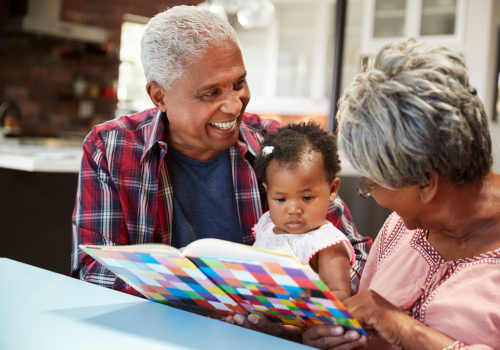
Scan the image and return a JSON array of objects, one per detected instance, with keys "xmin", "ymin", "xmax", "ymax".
[{"xmin": 210, "ymin": 119, "xmax": 237, "ymax": 130}]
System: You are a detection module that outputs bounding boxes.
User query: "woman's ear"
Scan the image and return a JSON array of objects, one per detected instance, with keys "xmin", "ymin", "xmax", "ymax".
[
  {"xmin": 418, "ymin": 171, "xmax": 439, "ymax": 203},
  {"xmin": 146, "ymin": 82, "xmax": 168, "ymax": 112},
  {"xmin": 329, "ymin": 177, "xmax": 341, "ymax": 202}
]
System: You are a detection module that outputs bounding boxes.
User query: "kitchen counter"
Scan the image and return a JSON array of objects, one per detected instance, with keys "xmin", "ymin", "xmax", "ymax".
[
  {"xmin": 0, "ymin": 144, "xmax": 82, "ymax": 172},
  {"xmin": 0, "ymin": 134, "xmax": 83, "ymax": 173}
]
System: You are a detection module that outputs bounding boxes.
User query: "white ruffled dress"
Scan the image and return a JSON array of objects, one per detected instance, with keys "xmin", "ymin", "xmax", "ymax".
[{"xmin": 252, "ymin": 211, "xmax": 355, "ymax": 267}]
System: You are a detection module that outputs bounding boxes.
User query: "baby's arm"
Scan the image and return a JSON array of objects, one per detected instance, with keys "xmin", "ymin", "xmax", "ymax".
[{"xmin": 309, "ymin": 244, "xmax": 351, "ymax": 301}]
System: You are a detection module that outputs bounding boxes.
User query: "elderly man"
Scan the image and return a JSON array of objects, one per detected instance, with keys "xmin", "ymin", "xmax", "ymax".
[{"xmin": 71, "ymin": 6, "xmax": 371, "ymax": 297}]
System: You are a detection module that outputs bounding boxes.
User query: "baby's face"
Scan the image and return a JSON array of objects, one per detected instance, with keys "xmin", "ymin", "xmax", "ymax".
[{"xmin": 265, "ymin": 161, "xmax": 338, "ymax": 235}]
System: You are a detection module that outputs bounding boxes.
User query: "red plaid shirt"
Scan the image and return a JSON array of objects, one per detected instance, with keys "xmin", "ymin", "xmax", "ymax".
[{"xmin": 71, "ymin": 108, "xmax": 372, "ymax": 296}]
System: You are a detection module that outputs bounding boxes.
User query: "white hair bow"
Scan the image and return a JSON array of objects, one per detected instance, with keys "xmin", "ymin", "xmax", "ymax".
[{"xmin": 262, "ymin": 146, "xmax": 274, "ymax": 156}]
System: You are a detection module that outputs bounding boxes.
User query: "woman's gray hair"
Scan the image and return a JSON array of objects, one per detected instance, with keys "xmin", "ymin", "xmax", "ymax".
[
  {"xmin": 337, "ymin": 38, "xmax": 492, "ymax": 189},
  {"xmin": 140, "ymin": 6, "xmax": 241, "ymax": 91}
]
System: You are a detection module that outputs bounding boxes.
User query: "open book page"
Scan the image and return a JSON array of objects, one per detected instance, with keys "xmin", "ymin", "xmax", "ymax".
[
  {"xmin": 79, "ymin": 245, "xmax": 248, "ymax": 318},
  {"xmin": 183, "ymin": 238, "xmax": 301, "ymax": 265},
  {"xmin": 81, "ymin": 243, "xmax": 183, "ymax": 256},
  {"xmin": 81, "ymin": 239, "xmax": 300, "ymax": 264}
]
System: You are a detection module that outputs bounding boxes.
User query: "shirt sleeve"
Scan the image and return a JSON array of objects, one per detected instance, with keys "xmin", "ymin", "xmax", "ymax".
[
  {"xmin": 70, "ymin": 135, "xmax": 142, "ymax": 297},
  {"xmin": 290, "ymin": 224, "xmax": 355, "ymax": 267},
  {"xmin": 449, "ymin": 342, "xmax": 494, "ymax": 350},
  {"xmin": 326, "ymin": 196, "xmax": 373, "ymax": 295}
]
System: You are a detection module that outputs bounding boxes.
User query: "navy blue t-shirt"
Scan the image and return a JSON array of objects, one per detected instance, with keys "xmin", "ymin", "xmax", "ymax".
[{"xmin": 168, "ymin": 146, "xmax": 244, "ymax": 248}]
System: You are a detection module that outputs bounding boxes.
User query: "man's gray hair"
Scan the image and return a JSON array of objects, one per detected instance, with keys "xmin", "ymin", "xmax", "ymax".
[
  {"xmin": 337, "ymin": 38, "xmax": 492, "ymax": 189},
  {"xmin": 140, "ymin": 6, "xmax": 241, "ymax": 91}
]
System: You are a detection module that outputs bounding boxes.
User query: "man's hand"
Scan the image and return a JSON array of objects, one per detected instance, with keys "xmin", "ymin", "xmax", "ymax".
[{"xmin": 225, "ymin": 314, "xmax": 305, "ymax": 342}]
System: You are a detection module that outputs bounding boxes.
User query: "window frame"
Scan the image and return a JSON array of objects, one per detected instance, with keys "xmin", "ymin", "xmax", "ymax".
[{"xmin": 361, "ymin": 0, "xmax": 467, "ymax": 55}]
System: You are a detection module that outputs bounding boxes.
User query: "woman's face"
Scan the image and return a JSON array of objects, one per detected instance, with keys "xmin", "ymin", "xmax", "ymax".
[{"xmin": 366, "ymin": 178, "xmax": 426, "ymax": 230}]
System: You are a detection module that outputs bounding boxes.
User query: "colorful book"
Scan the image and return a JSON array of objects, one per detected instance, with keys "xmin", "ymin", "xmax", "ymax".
[{"xmin": 80, "ymin": 239, "xmax": 367, "ymax": 336}]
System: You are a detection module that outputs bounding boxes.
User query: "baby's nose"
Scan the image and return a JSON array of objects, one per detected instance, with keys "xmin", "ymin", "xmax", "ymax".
[{"xmin": 287, "ymin": 205, "xmax": 303, "ymax": 215}]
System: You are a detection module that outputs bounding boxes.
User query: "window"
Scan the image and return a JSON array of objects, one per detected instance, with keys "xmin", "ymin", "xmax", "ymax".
[
  {"xmin": 373, "ymin": 0, "xmax": 406, "ymax": 38},
  {"xmin": 276, "ymin": 2, "xmax": 317, "ymax": 97},
  {"xmin": 117, "ymin": 18, "xmax": 153, "ymax": 116},
  {"xmin": 235, "ymin": 0, "xmax": 365, "ymax": 121},
  {"xmin": 420, "ymin": 0, "xmax": 457, "ymax": 36}
]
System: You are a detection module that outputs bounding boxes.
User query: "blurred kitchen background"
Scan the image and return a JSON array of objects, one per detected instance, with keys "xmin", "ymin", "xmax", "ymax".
[{"xmin": 1, "ymin": 0, "xmax": 500, "ymax": 275}]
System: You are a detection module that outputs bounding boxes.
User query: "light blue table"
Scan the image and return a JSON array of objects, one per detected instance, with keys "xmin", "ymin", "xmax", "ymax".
[{"xmin": 0, "ymin": 258, "xmax": 313, "ymax": 350}]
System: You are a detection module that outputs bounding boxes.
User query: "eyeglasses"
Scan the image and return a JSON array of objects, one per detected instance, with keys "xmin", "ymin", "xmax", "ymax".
[{"xmin": 357, "ymin": 178, "xmax": 379, "ymax": 199}]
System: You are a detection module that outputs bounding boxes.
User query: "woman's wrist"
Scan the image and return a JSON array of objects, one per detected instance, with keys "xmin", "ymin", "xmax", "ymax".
[{"xmin": 400, "ymin": 317, "xmax": 455, "ymax": 350}]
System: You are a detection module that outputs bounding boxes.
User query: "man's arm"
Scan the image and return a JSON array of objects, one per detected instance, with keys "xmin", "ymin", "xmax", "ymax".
[
  {"xmin": 71, "ymin": 136, "xmax": 142, "ymax": 297},
  {"xmin": 326, "ymin": 197, "xmax": 372, "ymax": 295}
]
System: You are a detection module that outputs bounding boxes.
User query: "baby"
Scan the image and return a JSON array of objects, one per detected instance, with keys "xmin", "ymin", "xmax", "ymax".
[{"xmin": 253, "ymin": 121, "xmax": 354, "ymax": 301}]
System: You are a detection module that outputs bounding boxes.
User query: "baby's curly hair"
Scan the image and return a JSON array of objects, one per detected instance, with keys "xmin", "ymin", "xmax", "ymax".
[{"xmin": 255, "ymin": 121, "xmax": 341, "ymax": 184}]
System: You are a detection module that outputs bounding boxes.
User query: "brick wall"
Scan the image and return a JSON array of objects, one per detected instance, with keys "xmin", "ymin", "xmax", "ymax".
[{"xmin": 0, "ymin": 0, "xmax": 199, "ymax": 137}]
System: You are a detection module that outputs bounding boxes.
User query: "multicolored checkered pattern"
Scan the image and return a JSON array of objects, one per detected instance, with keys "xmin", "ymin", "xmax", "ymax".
[
  {"xmin": 80, "ymin": 245, "xmax": 248, "ymax": 317},
  {"xmin": 80, "ymin": 245, "xmax": 367, "ymax": 336},
  {"xmin": 190, "ymin": 256, "xmax": 367, "ymax": 335}
]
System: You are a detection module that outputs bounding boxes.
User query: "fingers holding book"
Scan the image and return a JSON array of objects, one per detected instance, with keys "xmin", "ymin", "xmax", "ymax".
[
  {"xmin": 302, "ymin": 325, "xmax": 368, "ymax": 349},
  {"xmin": 225, "ymin": 314, "xmax": 305, "ymax": 343}
]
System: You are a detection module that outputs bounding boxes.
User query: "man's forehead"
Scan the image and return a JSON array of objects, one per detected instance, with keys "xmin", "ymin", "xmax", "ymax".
[{"xmin": 187, "ymin": 42, "xmax": 245, "ymax": 86}]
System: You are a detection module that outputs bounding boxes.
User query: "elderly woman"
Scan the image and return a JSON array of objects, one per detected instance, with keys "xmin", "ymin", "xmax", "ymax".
[{"xmin": 230, "ymin": 38, "xmax": 500, "ymax": 349}]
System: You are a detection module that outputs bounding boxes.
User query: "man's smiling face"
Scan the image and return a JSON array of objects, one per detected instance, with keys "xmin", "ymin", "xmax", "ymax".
[{"xmin": 150, "ymin": 40, "xmax": 250, "ymax": 161}]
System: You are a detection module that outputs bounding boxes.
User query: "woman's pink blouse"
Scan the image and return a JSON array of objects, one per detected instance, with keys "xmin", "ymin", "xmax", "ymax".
[{"xmin": 359, "ymin": 213, "xmax": 500, "ymax": 350}]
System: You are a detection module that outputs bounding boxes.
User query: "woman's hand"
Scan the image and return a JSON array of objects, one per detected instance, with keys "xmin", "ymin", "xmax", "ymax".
[
  {"xmin": 225, "ymin": 314, "xmax": 305, "ymax": 342},
  {"xmin": 344, "ymin": 289, "xmax": 454, "ymax": 349},
  {"xmin": 343, "ymin": 289, "xmax": 413, "ymax": 346},
  {"xmin": 302, "ymin": 289, "xmax": 412, "ymax": 349},
  {"xmin": 303, "ymin": 325, "xmax": 368, "ymax": 349}
]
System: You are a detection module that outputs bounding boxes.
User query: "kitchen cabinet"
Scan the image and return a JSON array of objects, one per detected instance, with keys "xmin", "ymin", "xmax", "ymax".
[
  {"xmin": 362, "ymin": 0, "xmax": 467, "ymax": 54},
  {"xmin": 0, "ymin": 143, "xmax": 81, "ymax": 275}
]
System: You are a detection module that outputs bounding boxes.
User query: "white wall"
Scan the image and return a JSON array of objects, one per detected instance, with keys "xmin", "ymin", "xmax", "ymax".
[
  {"xmin": 486, "ymin": 0, "xmax": 500, "ymax": 173},
  {"xmin": 464, "ymin": 0, "xmax": 500, "ymax": 172}
]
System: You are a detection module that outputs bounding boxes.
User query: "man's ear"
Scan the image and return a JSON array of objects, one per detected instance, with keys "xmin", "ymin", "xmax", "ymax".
[
  {"xmin": 418, "ymin": 171, "xmax": 439, "ymax": 203},
  {"xmin": 329, "ymin": 177, "xmax": 341, "ymax": 202},
  {"xmin": 262, "ymin": 182, "xmax": 267, "ymax": 191},
  {"xmin": 146, "ymin": 82, "xmax": 167, "ymax": 112}
]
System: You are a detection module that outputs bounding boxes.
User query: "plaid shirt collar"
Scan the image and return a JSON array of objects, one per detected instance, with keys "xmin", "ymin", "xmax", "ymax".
[
  {"xmin": 141, "ymin": 109, "xmax": 167, "ymax": 164},
  {"xmin": 140, "ymin": 109, "xmax": 260, "ymax": 165}
]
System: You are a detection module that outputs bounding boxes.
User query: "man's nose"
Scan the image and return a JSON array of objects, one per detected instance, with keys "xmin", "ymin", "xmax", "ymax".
[{"xmin": 220, "ymin": 91, "xmax": 243, "ymax": 116}]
